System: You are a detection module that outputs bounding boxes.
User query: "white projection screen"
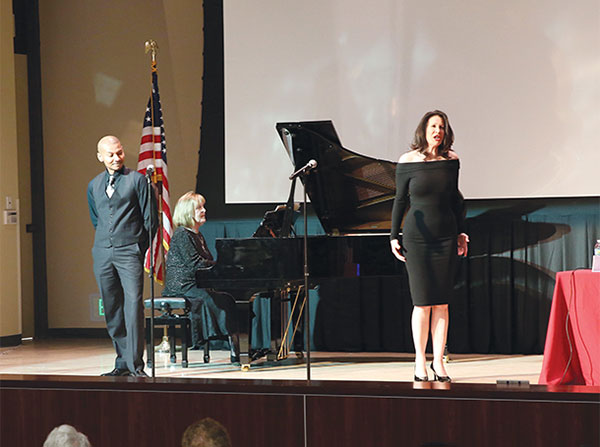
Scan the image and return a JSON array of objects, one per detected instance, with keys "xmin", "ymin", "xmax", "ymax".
[{"xmin": 224, "ymin": 0, "xmax": 600, "ymax": 203}]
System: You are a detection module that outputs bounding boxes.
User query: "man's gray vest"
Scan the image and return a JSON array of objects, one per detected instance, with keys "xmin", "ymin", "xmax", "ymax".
[{"xmin": 90, "ymin": 168, "xmax": 149, "ymax": 249}]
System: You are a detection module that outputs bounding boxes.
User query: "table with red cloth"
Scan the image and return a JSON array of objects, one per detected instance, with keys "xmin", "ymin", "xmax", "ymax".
[{"xmin": 539, "ymin": 270, "xmax": 600, "ymax": 386}]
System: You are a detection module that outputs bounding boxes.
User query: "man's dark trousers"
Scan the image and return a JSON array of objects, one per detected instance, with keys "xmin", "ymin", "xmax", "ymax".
[{"xmin": 93, "ymin": 243, "xmax": 145, "ymax": 372}]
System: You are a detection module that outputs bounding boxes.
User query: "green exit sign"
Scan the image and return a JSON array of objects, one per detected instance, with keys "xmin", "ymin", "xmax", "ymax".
[{"xmin": 89, "ymin": 294, "xmax": 104, "ymax": 322}]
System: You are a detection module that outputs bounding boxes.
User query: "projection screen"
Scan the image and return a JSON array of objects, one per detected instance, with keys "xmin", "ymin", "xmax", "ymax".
[{"xmin": 224, "ymin": 0, "xmax": 600, "ymax": 202}]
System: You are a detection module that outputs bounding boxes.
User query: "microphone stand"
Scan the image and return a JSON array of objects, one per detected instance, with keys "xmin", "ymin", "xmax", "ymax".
[
  {"xmin": 146, "ymin": 174, "xmax": 156, "ymax": 378},
  {"xmin": 288, "ymin": 169, "xmax": 312, "ymax": 381},
  {"xmin": 301, "ymin": 177, "xmax": 311, "ymax": 381}
]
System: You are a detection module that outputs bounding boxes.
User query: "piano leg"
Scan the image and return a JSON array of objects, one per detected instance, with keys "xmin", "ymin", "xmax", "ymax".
[
  {"xmin": 229, "ymin": 333, "xmax": 240, "ymax": 364},
  {"xmin": 218, "ymin": 291, "xmax": 252, "ymax": 368},
  {"xmin": 266, "ymin": 291, "xmax": 284, "ymax": 361},
  {"xmin": 238, "ymin": 300, "xmax": 252, "ymax": 368}
]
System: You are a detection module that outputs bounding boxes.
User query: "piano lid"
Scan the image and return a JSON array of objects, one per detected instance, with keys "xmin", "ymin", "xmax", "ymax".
[{"xmin": 276, "ymin": 121, "xmax": 397, "ymax": 235}]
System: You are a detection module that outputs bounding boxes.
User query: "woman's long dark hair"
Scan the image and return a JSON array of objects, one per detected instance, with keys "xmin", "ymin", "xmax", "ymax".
[{"xmin": 410, "ymin": 110, "xmax": 454, "ymax": 156}]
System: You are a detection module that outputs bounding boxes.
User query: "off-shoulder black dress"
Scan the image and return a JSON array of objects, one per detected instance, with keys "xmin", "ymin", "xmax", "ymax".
[
  {"xmin": 390, "ymin": 160, "xmax": 466, "ymax": 306},
  {"xmin": 163, "ymin": 226, "xmax": 236, "ymax": 346}
]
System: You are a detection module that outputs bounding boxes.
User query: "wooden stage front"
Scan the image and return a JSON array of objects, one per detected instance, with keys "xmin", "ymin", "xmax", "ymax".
[{"xmin": 1, "ymin": 339, "xmax": 598, "ymax": 446}]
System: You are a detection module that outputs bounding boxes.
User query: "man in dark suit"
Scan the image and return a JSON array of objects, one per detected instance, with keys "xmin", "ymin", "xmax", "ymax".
[{"xmin": 87, "ymin": 135, "xmax": 156, "ymax": 377}]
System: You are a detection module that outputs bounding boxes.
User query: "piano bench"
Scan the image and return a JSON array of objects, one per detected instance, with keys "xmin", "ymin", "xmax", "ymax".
[{"xmin": 144, "ymin": 297, "xmax": 193, "ymax": 368}]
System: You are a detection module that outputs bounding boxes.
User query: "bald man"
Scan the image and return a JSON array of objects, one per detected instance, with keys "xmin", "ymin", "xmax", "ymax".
[{"xmin": 87, "ymin": 136, "xmax": 156, "ymax": 377}]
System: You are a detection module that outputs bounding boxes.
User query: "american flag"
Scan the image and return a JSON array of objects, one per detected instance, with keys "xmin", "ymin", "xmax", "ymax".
[{"xmin": 137, "ymin": 70, "xmax": 172, "ymax": 284}]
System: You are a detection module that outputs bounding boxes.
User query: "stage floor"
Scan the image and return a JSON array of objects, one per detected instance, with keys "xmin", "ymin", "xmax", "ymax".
[{"xmin": 0, "ymin": 338, "xmax": 544, "ymax": 384}]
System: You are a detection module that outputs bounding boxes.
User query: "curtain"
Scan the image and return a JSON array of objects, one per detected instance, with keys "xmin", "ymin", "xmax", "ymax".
[{"xmin": 201, "ymin": 199, "xmax": 599, "ymax": 354}]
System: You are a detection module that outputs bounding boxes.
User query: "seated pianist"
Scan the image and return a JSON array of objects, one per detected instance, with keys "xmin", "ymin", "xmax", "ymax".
[{"xmin": 162, "ymin": 191, "xmax": 239, "ymax": 363}]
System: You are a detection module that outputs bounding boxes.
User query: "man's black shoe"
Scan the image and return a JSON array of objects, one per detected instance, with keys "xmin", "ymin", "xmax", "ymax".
[
  {"xmin": 130, "ymin": 369, "xmax": 149, "ymax": 377},
  {"xmin": 101, "ymin": 368, "xmax": 131, "ymax": 377}
]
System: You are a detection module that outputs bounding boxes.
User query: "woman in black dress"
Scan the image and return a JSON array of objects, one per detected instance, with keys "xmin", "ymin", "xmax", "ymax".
[
  {"xmin": 390, "ymin": 110, "xmax": 469, "ymax": 382},
  {"xmin": 163, "ymin": 191, "xmax": 239, "ymax": 362}
]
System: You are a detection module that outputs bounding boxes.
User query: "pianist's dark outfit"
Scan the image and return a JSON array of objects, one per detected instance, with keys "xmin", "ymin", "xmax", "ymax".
[
  {"xmin": 390, "ymin": 160, "xmax": 466, "ymax": 306},
  {"xmin": 163, "ymin": 226, "xmax": 237, "ymax": 347}
]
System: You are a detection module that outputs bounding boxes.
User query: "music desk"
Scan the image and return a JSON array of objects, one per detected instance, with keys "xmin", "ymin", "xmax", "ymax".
[{"xmin": 539, "ymin": 270, "xmax": 600, "ymax": 386}]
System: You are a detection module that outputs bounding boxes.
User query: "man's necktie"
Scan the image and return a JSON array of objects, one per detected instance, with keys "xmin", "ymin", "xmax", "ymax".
[{"xmin": 106, "ymin": 175, "xmax": 115, "ymax": 198}]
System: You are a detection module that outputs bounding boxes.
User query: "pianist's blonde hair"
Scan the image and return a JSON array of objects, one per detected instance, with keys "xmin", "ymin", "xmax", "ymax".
[{"xmin": 172, "ymin": 191, "xmax": 206, "ymax": 229}]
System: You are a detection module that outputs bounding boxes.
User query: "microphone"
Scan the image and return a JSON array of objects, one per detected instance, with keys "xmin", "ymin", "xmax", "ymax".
[
  {"xmin": 145, "ymin": 164, "xmax": 155, "ymax": 178},
  {"xmin": 289, "ymin": 159, "xmax": 317, "ymax": 180}
]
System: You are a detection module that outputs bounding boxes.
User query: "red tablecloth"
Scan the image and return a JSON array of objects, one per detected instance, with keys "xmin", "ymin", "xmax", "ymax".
[{"xmin": 539, "ymin": 270, "xmax": 600, "ymax": 386}]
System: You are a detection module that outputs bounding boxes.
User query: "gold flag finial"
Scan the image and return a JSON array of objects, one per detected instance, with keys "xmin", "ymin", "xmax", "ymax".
[{"xmin": 144, "ymin": 40, "xmax": 159, "ymax": 63}]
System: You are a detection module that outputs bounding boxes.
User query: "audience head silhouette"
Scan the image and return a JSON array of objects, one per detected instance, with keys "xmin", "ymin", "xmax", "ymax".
[
  {"xmin": 43, "ymin": 424, "xmax": 91, "ymax": 447},
  {"xmin": 181, "ymin": 417, "xmax": 232, "ymax": 447}
]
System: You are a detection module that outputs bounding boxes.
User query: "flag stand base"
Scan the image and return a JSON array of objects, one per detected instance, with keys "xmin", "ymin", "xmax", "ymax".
[{"xmin": 155, "ymin": 335, "xmax": 170, "ymax": 353}]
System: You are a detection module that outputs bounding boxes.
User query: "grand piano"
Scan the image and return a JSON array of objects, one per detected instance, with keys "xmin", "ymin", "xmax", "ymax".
[{"xmin": 195, "ymin": 121, "xmax": 404, "ymax": 365}]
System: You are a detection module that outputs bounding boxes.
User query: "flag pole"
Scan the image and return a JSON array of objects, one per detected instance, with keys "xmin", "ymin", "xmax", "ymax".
[
  {"xmin": 141, "ymin": 39, "xmax": 173, "ymax": 374},
  {"xmin": 144, "ymin": 39, "xmax": 161, "ymax": 378},
  {"xmin": 145, "ymin": 40, "xmax": 166, "ymax": 283}
]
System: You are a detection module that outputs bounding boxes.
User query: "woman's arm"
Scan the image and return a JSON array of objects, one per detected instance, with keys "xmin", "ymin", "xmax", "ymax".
[
  {"xmin": 170, "ymin": 228, "xmax": 213, "ymax": 271},
  {"xmin": 451, "ymin": 157, "xmax": 469, "ymax": 256},
  {"xmin": 390, "ymin": 163, "xmax": 410, "ymax": 262}
]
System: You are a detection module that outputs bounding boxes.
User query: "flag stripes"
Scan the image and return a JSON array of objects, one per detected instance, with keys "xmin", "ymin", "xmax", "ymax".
[{"xmin": 137, "ymin": 70, "xmax": 173, "ymax": 284}]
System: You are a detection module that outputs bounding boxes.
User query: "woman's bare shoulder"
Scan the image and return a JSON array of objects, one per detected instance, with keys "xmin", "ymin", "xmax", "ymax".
[
  {"xmin": 447, "ymin": 150, "xmax": 460, "ymax": 160},
  {"xmin": 398, "ymin": 151, "xmax": 423, "ymax": 163}
]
